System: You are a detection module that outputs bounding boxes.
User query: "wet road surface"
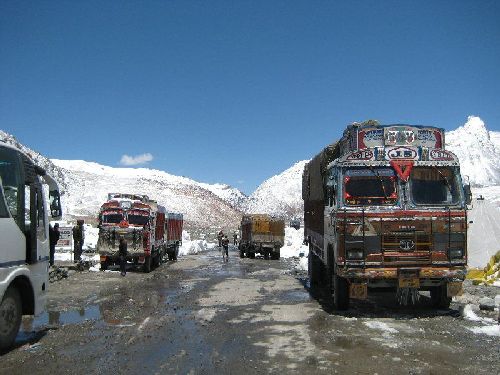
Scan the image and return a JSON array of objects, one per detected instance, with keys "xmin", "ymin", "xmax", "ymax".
[{"xmin": 1, "ymin": 247, "xmax": 499, "ymax": 374}]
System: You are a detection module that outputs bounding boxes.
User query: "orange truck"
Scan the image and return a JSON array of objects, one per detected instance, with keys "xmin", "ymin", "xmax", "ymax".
[
  {"xmin": 238, "ymin": 214, "xmax": 285, "ymax": 259},
  {"xmin": 97, "ymin": 193, "xmax": 183, "ymax": 272},
  {"xmin": 303, "ymin": 123, "xmax": 471, "ymax": 309}
]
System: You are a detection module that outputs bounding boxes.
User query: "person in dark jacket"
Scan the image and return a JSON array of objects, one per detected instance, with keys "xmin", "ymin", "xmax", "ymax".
[
  {"xmin": 72, "ymin": 222, "xmax": 84, "ymax": 262},
  {"xmin": 233, "ymin": 232, "xmax": 238, "ymax": 246},
  {"xmin": 49, "ymin": 223, "xmax": 60, "ymax": 266},
  {"xmin": 119, "ymin": 238, "xmax": 128, "ymax": 276},
  {"xmin": 222, "ymin": 236, "xmax": 229, "ymax": 262}
]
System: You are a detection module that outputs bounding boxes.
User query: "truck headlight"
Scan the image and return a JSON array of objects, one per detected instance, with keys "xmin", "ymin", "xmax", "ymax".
[
  {"xmin": 449, "ymin": 248, "xmax": 464, "ymax": 259},
  {"xmin": 346, "ymin": 250, "xmax": 364, "ymax": 260}
]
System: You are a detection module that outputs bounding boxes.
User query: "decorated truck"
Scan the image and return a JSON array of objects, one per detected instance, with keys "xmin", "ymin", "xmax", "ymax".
[
  {"xmin": 97, "ymin": 193, "xmax": 183, "ymax": 272},
  {"xmin": 303, "ymin": 122, "xmax": 471, "ymax": 310},
  {"xmin": 0, "ymin": 141, "xmax": 62, "ymax": 350},
  {"xmin": 238, "ymin": 214, "xmax": 285, "ymax": 260}
]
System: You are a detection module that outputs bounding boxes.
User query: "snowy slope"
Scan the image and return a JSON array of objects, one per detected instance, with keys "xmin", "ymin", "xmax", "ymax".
[
  {"xmin": 0, "ymin": 131, "xmax": 244, "ymax": 228},
  {"xmin": 446, "ymin": 116, "xmax": 500, "ymax": 187},
  {"xmin": 244, "ymin": 160, "xmax": 308, "ymax": 219}
]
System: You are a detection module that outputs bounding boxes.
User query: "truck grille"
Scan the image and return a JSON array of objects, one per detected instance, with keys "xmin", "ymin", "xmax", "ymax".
[{"xmin": 382, "ymin": 232, "xmax": 431, "ymax": 264}]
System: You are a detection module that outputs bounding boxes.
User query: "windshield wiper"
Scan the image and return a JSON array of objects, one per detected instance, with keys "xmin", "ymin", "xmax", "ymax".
[
  {"xmin": 368, "ymin": 166, "xmax": 389, "ymax": 200},
  {"xmin": 431, "ymin": 166, "xmax": 452, "ymax": 193}
]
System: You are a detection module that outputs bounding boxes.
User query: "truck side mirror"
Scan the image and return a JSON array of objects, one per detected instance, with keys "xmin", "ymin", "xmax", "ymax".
[
  {"xmin": 463, "ymin": 184, "xmax": 472, "ymax": 205},
  {"xmin": 49, "ymin": 189, "xmax": 62, "ymax": 218}
]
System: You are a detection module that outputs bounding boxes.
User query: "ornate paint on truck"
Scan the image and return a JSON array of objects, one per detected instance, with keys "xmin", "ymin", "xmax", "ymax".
[
  {"xmin": 303, "ymin": 122, "xmax": 471, "ymax": 310},
  {"xmin": 97, "ymin": 193, "xmax": 183, "ymax": 272}
]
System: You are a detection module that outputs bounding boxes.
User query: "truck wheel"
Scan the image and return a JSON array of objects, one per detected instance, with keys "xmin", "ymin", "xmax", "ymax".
[
  {"xmin": 143, "ymin": 255, "xmax": 151, "ymax": 273},
  {"xmin": 430, "ymin": 285, "xmax": 451, "ymax": 309},
  {"xmin": 264, "ymin": 250, "xmax": 269, "ymax": 260},
  {"xmin": 334, "ymin": 275, "xmax": 349, "ymax": 310},
  {"xmin": 239, "ymin": 249, "xmax": 245, "ymax": 258},
  {"xmin": 309, "ymin": 253, "xmax": 319, "ymax": 289},
  {"xmin": 0, "ymin": 287, "xmax": 22, "ymax": 352},
  {"xmin": 271, "ymin": 249, "xmax": 280, "ymax": 260},
  {"xmin": 249, "ymin": 252, "xmax": 255, "ymax": 259},
  {"xmin": 152, "ymin": 254, "xmax": 160, "ymax": 269},
  {"xmin": 100, "ymin": 262, "xmax": 108, "ymax": 271}
]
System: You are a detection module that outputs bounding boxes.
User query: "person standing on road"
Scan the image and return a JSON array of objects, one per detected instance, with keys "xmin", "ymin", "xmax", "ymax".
[
  {"xmin": 233, "ymin": 232, "xmax": 238, "ymax": 245},
  {"xmin": 119, "ymin": 238, "xmax": 128, "ymax": 276},
  {"xmin": 72, "ymin": 223, "xmax": 82, "ymax": 262},
  {"xmin": 49, "ymin": 223, "xmax": 60, "ymax": 266},
  {"xmin": 222, "ymin": 235, "xmax": 229, "ymax": 262},
  {"xmin": 217, "ymin": 230, "xmax": 224, "ymax": 247}
]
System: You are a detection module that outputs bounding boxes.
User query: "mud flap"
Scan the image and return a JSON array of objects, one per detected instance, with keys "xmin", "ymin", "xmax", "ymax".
[
  {"xmin": 349, "ymin": 283, "xmax": 367, "ymax": 299},
  {"xmin": 447, "ymin": 281, "xmax": 463, "ymax": 297}
]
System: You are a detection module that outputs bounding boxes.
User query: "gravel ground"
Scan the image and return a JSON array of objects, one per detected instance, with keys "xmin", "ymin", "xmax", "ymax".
[{"xmin": 1, "ymin": 247, "xmax": 499, "ymax": 374}]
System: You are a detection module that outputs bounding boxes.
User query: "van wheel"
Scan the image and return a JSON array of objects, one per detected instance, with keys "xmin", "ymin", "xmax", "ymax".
[
  {"xmin": 334, "ymin": 275, "xmax": 349, "ymax": 310},
  {"xmin": 143, "ymin": 255, "xmax": 151, "ymax": 273},
  {"xmin": 0, "ymin": 287, "xmax": 22, "ymax": 352}
]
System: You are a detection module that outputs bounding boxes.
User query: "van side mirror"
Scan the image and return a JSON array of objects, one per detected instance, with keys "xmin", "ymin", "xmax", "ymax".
[
  {"xmin": 463, "ymin": 184, "xmax": 472, "ymax": 205},
  {"xmin": 49, "ymin": 189, "xmax": 62, "ymax": 218}
]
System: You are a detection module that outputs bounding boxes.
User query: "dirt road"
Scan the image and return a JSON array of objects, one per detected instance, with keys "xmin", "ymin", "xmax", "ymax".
[{"xmin": 1, "ymin": 247, "xmax": 499, "ymax": 374}]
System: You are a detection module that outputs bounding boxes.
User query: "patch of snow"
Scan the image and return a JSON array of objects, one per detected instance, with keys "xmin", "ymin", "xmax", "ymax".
[
  {"xmin": 280, "ymin": 227, "xmax": 309, "ymax": 259},
  {"xmin": 178, "ymin": 231, "xmax": 216, "ymax": 255},
  {"xmin": 364, "ymin": 321, "xmax": 399, "ymax": 333},
  {"xmin": 468, "ymin": 325, "xmax": 500, "ymax": 337}
]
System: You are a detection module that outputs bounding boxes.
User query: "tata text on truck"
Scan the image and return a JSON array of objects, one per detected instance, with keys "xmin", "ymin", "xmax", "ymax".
[
  {"xmin": 0, "ymin": 142, "xmax": 62, "ymax": 350},
  {"xmin": 97, "ymin": 193, "xmax": 183, "ymax": 272},
  {"xmin": 303, "ymin": 123, "xmax": 471, "ymax": 310},
  {"xmin": 238, "ymin": 214, "xmax": 285, "ymax": 260}
]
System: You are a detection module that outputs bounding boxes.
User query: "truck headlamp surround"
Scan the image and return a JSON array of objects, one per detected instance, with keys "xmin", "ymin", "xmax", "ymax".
[{"xmin": 346, "ymin": 249, "xmax": 364, "ymax": 260}]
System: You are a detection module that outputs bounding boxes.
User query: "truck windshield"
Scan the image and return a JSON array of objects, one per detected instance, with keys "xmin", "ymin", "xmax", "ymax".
[
  {"xmin": 344, "ymin": 168, "xmax": 398, "ymax": 206},
  {"xmin": 128, "ymin": 212, "xmax": 149, "ymax": 226},
  {"xmin": 410, "ymin": 167, "xmax": 461, "ymax": 205},
  {"xmin": 102, "ymin": 211, "xmax": 123, "ymax": 224}
]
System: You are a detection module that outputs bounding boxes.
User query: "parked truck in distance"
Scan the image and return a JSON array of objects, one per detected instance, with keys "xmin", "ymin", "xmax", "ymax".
[
  {"xmin": 238, "ymin": 214, "xmax": 284, "ymax": 260},
  {"xmin": 97, "ymin": 193, "xmax": 183, "ymax": 273},
  {"xmin": 0, "ymin": 141, "xmax": 62, "ymax": 351},
  {"xmin": 303, "ymin": 122, "xmax": 471, "ymax": 310}
]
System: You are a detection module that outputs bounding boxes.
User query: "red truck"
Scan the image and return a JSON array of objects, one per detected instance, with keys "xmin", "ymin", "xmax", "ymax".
[{"xmin": 97, "ymin": 193, "xmax": 183, "ymax": 272}]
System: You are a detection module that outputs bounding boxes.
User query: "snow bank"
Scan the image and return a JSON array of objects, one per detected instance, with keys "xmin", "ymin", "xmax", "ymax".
[
  {"xmin": 178, "ymin": 230, "xmax": 216, "ymax": 256},
  {"xmin": 467, "ymin": 199, "xmax": 500, "ymax": 268},
  {"xmin": 280, "ymin": 227, "xmax": 309, "ymax": 259}
]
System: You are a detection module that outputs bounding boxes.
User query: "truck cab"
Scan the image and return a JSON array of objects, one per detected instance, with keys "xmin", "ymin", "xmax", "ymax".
[{"xmin": 0, "ymin": 142, "xmax": 62, "ymax": 350}]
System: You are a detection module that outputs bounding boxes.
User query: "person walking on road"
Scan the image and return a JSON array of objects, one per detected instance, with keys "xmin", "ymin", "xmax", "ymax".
[
  {"xmin": 49, "ymin": 223, "xmax": 60, "ymax": 266},
  {"xmin": 72, "ymin": 222, "xmax": 84, "ymax": 262},
  {"xmin": 217, "ymin": 230, "xmax": 224, "ymax": 247},
  {"xmin": 222, "ymin": 235, "xmax": 229, "ymax": 262},
  {"xmin": 119, "ymin": 238, "xmax": 128, "ymax": 276},
  {"xmin": 233, "ymin": 232, "xmax": 238, "ymax": 246}
]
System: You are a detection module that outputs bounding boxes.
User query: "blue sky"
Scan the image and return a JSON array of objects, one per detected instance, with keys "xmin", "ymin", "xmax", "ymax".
[{"xmin": 1, "ymin": 1, "xmax": 499, "ymax": 194}]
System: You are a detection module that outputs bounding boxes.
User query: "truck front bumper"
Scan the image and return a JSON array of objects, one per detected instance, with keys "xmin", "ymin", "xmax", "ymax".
[{"xmin": 337, "ymin": 266, "xmax": 467, "ymax": 280}]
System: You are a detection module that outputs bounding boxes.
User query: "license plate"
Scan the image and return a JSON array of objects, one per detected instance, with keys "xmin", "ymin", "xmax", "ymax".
[
  {"xmin": 447, "ymin": 282, "xmax": 463, "ymax": 297},
  {"xmin": 398, "ymin": 277, "xmax": 420, "ymax": 288},
  {"xmin": 349, "ymin": 283, "xmax": 367, "ymax": 299}
]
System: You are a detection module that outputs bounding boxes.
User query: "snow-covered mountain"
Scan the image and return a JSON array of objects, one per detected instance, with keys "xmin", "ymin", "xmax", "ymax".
[
  {"xmin": 0, "ymin": 130, "xmax": 245, "ymax": 229},
  {"xmin": 244, "ymin": 160, "xmax": 308, "ymax": 219},
  {"xmin": 446, "ymin": 116, "xmax": 500, "ymax": 187}
]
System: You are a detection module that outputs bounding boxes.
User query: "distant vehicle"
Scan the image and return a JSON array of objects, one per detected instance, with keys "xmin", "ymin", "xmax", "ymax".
[
  {"xmin": 289, "ymin": 218, "xmax": 301, "ymax": 230},
  {"xmin": 0, "ymin": 141, "xmax": 62, "ymax": 350},
  {"xmin": 97, "ymin": 193, "xmax": 183, "ymax": 272},
  {"xmin": 238, "ymin": 214, "xmax": 284, "ymax": 260},
  {"xmin": 303, "ymin": 123, "xmax": 471, "ymax": 309}
]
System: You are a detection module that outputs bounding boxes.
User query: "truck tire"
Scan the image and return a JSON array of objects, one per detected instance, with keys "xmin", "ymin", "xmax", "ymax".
[
  {"xmin": 152, "ymin": 253, "xmax": 160, "ymax": 269},
  {"xmin": 334, "ymin": 275, "xmax": 349, "ymax": 310},
  {"xmin": 0, "ymin": 287, "xmax": 22, "ymax": 352},
  {"xmin": 249, "ymin": 252, "xmax": 255, "ymax": 259},
  {"xmin": 271, "ymin": 249, "xmax": 280, "ymax": 260},
  {"xmin": 239, "ymin": 248, "xmax": 245, "ymax": 258},
  {"xmin": 100, "ymin": 262, "xmax": 108, "ymax": 271},
  {"xmin": 143, "ymin": 255, "xmax": 151, "ymax": 273},
  {"xmin": 309, "ymin": 253, "xmax": 320, "ymax": 289},
  {"xmin": 431, "ymin": 285, "xmax": 451, "ymax": 309}
]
